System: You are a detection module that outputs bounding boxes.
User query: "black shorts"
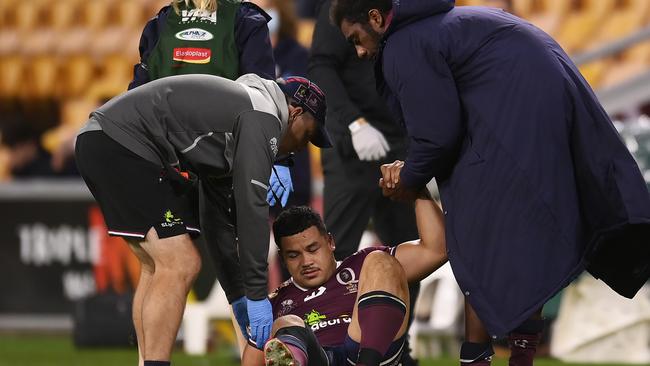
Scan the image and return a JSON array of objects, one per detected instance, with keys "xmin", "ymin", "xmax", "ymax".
[{"xmin": 75, "ymin": 131, "xmax": 200, "ymax": 240}]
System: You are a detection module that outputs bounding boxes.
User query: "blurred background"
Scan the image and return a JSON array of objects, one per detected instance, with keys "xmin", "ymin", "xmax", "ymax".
[{"xmin": 0, "ymin": 0, "xmax": 649, "ymax": 365}]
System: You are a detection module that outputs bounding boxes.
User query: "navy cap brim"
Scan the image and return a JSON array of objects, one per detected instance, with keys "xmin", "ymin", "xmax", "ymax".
[{"xmin": 311, "ymin": 124, "xmax": 333, "ymax": 148}]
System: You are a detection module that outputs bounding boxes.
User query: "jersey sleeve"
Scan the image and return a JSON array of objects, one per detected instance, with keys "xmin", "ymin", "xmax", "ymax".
[{"xmin": 232, "ymin": 110, "xmax": 281, "ymax": 300}]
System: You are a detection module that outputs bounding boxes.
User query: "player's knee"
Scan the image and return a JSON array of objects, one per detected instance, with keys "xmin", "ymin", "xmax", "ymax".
[
  {"xmin": 359, "ymin": 251, "xmax": 407, "ymax": 293},
  {"xmin": 362, "ymin": 251, "xmax": 405, "ymax": 279},
  {"xmin": 181, "ymin": 248, "xmax": 202, "ymax": 282},
  {"xmin": 161, "ymin": 243, "xmax": 201, "ymax": 284},
  {"xmin": 272, "ymin": 315, "xmax": 305, "ymax": 336}
]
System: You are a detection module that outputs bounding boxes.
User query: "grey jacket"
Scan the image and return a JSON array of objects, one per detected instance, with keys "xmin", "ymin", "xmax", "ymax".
[{"xmin": 79, "ymin": 73, "xmax": 288, "ymax": 300}]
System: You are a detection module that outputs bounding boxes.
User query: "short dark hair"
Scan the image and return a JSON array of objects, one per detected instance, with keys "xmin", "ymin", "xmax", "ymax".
[
  {"xmin": 273, "ymin": 206, "xmax": 327, "ymax": 250},
  {"xmin": 330, "ymin": 0, "xmax": 393, "ymax": 28}
]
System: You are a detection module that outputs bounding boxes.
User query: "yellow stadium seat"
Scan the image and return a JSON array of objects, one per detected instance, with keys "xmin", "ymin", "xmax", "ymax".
[
  {"xmin": 13, "ymin": 1, "xmax": 42, "ymax": 31},
  {"xmin": 600, "ymin": 41, "xmax": 650, "ymax": 88},
  {"xmin": 87, "ymin": 54, "xmax": 133, "ymax": 100},
  {"xmin": 578, "ymin": 58, "xmax": 612, "ymax": 89},
  {"xmin": 25, "ymin": 56, "xmax": 60, "ymax": 99},
  {"xmin": 115, "ymin": 1, "xmax": 145, "ymax": 29},
  {"xmin": 0, "ymin": 147, "xmax": 11, "ymax": 182},
  {"xmin": 49, "ymin": 0, "xmax": 82, "ymax": 31},
  {"xmin": 555, "ymin": 0, "xmax": 617, "ymax": 54},
  {"xmin": 527, "ymin": 0, "xmax": 571, "ymax": 38},
  {"xmin": 298, "ymin": 19, "xmax": 315, "ymax": 49},
  {"xmin": 82, "ymin": 0, "xmax": 111, "ymax": 32},
  {"xmin": 512, "ymin": 0, "xmax": 533, "ymax": 18},
  {"xmin": 586, "ymin": 0, "xmax": 650, "ymax": 50},
  {"xmin": 60, "ymin": 54, "xmax": 96, "ymax": 99},
  {"xmin": 0, "ymin": 56, "xmax": 24, "ymax": 97}
]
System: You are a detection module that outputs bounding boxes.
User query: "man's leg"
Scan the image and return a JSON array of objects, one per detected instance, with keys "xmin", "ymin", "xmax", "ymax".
[
  {"xmin": 139, "ymin": 228, "xmax": 202, "ymax": 363},
  {"xmin": 373, "ymin": 194, "xmax": 420, "ymax": 365},
  {"xmin": 349, "ymin": 251, "xmax": 410, "ymax": 366},
  {"xmin": 256, "ymin": 315, "xmax": 330, "ymax": 366},
  {"xmin": 508, "ymin": 309, "xmax": 544, "ymax": 366},
  {"xmin": 461, "ymin": 301, "xmax": 494, "ymax": 366},
  {"xmin": 322, "ymin": 151, "xmax": 375, "ymax": 260},
  {"xmin": 126, "ymin": 240, "xmax": 156, "ymax": 366}
]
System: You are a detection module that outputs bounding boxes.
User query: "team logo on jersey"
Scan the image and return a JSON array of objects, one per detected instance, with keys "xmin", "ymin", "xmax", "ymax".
[
  {"xmin": 304, "ymin": 309, "xmax": 327, "ymax": 326},
  {"xmin": 305, "ymin": 310, "xmax": 352, "ymax": 331},
  {"xmin": 173, "ymin": 48, "xmax": 211, "ymax": 64},
  {"xmin": 278, "ymin": 299, "xmax": 296, "ymax": 316},
  {"xmin": 336, "ymin": 268, "xmax": 356, "ymax": 285},
  {"xmin": 180, "ymin": 9, "xmax": 217, "ymax": 24},
  {"xmin": 304, "ymin": 286, "xmax": 326, "ymax": 302},
  {"xmin": 175, "ymin": 28, "xmax": 214, "ymax": 41}
]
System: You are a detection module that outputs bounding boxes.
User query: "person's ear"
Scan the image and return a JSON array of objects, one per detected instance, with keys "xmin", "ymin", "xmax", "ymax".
[
  {"xmin": 327, "ymin": 232, "xmax": 336, "ymax": 251},
  {"xmin": 368, "ymin": 8, "xmax": 384, "ymax": 28},
  {"xmin": 289, "ymin": 105, "xmax": 303, "ymax": 123}
]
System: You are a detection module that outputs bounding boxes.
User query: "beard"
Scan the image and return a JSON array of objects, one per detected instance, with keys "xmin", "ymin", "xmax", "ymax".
[{"xmin": 361, "ymin": 23, "xmax": 383, "ymax": 60}]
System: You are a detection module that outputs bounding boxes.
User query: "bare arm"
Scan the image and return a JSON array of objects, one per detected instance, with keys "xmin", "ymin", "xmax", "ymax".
[{"xmin": 393, "ymin": 190, "xmax": 448, "ymax": 282}]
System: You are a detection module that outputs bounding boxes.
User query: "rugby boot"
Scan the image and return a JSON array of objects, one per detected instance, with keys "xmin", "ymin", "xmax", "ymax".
[{"xmin": 264, "ymin": 337, "xmax": 301, "ymax": 366}]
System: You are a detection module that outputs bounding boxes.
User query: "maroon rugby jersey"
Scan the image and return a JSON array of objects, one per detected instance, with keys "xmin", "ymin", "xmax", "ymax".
[{"xmin": 269, "ymin": 246, "xmax": 397, "ymax": 347}]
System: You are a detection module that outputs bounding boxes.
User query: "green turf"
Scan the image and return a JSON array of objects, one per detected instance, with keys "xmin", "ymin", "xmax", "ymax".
[{"xmin": 0, "ymin": 335, "xmax": 637, "ymax": 366}]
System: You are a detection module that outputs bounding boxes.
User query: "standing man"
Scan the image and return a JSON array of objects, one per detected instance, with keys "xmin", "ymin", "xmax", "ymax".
[
  {"xmin": 331, "ymin": 1, "xmax": 650, "ymax": 366},
  {"xmin": 310, "ymin": 4, "xmax": 421, "ymax": 363},
  {"xmin": 309, "ymin": 0, "xmax": 418, "ymax": 261},
  {"xmin": 75, "ymin": 73, "xmax": 331, "ymax": 366}
]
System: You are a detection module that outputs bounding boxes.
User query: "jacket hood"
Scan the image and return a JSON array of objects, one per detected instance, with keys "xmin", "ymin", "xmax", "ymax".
[
  {"xmin": 389, "ymin": 0, "xmax": 454, "ymax": 33},
  {"xmin": 236, "ymin": 73, "xmax": 289, "ymax": 132}
]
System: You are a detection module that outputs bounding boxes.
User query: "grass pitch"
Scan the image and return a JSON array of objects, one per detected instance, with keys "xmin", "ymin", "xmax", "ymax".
[{"xmin": 0, "ymin": 334, "xmax": 635, "ymax": 366}]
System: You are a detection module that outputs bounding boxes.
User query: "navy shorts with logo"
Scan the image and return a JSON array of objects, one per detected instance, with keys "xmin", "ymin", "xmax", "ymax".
[{"xmin": 75, "ymin": 130, "xmax": 200, "ymax": 240}]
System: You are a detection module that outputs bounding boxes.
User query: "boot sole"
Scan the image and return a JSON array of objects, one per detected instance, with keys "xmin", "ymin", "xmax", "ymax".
[{"xmin": 264, "ymin": 338, "xmax": 299, "ymax": 366}]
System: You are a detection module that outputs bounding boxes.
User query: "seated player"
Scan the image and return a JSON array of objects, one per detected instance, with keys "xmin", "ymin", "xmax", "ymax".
[{"xmin": 241, "ymin": 189, "xmax": 448, "ymax": 366}]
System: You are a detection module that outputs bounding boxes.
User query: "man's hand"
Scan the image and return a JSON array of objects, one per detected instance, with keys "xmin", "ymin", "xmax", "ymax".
[
  {"xmin": 379, "ymin": 160, "xmax": 419, "ymax": 201},
  {"xmin": 231, "ymin": 297, "xmax": 250, "ymax": 341},
  {"xmin": 267, "ymin": 165, "xmax": 293, "ymax": 207},
  {"xmin": 246, "ymin": 297, "xmax": 273, "ymax": 349},
  {"xmin": 349, "ymin": 118, "xmax": 390, "ymax": 161}
]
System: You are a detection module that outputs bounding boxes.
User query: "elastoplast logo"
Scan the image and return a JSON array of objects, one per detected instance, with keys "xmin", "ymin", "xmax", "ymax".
[
  {"xmin": 175, "ymin": 28, "xmax": 214, "ymax": 41},
  {"xmin": 173, "ymin": 48, "xmax": 211, "ymax": 64}
]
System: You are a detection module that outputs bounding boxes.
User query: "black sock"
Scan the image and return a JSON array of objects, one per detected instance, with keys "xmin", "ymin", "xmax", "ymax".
[
  {"xmin": 144, "ymin": 361, "xmax": 170, "ymax": 366},
  {"xmin": 460, "ymin": 342, "xmax": 494, "ymax": 364}
]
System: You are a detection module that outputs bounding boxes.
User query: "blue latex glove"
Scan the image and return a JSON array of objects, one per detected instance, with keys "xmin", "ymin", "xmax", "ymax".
[
  {"xmin": 267, "ymin": 165, "xmax": 293, "ymax": 207},
  {"xmin": 231, "ymin": 297, "xmax": 250, "ymax": 341},
  {"xmin": 246, "ymin": 297, "xmax": 273, "ymax": 349}
]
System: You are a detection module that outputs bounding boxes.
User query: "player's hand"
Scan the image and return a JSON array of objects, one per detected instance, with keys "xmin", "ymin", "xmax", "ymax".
[
  {"xmin": 267, "ymin": 165, "xmax": 293, "ymax": 207},
  {"xmin": 350, "ymin": 118, "xmax": 390, "ymax": 161},
  {"xmin": 231, "ymin": 296, "xmax": 250, "ymax": 341},
  {"xmin": 380, "ymin": 160, "xmax": 404, "ymax": 189},
  {"xmin": 379, "ymin": 160, "xmax": 419, "ymax": 201},
  {"xmin": 246, "ymin": 297, "xmax": 273, "ymax": 349}
]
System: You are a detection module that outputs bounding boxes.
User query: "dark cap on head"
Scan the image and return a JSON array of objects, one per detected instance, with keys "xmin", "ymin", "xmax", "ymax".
[{"xmin": 277, "ymin": 76, "xmax": 332, "ymax": 148}]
